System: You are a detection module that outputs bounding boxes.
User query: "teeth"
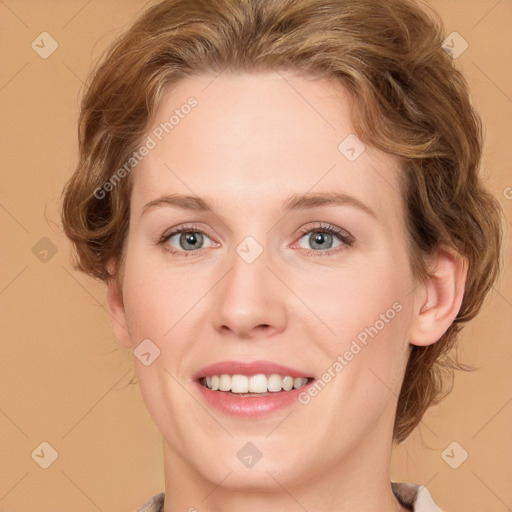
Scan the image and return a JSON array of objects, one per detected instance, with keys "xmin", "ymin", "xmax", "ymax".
[
  {"xmin": 268, "ymin": 374, "xmax": 282, "ymax": 392},
  {"xmin": 293, "ymin": 377, "xmax": 305, "ymax": 389},
  {"xmin": 231, "ymin": 374, "xmax": 249, "ymax": 393},
  {"xmin": 249, "ymin": 374, "xmax": 267, "ymax": 393},
  {"xmin": 282, "ymin": 376, "xmax": 294, "ymax": 391},
  {"xmin": 219, "ymin": 374, "xmax": 231, "ymax": 391},
  {"xmin": 201, "ymin": 373, "xmax": 309, "ymax": 393}
]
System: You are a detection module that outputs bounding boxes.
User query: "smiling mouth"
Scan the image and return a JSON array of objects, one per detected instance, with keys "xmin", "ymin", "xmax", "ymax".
[{"xmin": 199, "ymin": 373, "xmax": 314, "ymax": 395}]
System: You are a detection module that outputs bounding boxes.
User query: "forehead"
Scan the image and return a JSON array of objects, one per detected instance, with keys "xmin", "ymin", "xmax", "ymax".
[{"xmin": 131, "ymin": 71, "xmax": 403, "ymax": 222}]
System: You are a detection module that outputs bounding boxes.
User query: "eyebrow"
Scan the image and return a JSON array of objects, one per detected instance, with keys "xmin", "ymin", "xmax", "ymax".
[{"xmin": 140, "ymin": 191, "xmax": 377, "ymax": 219}]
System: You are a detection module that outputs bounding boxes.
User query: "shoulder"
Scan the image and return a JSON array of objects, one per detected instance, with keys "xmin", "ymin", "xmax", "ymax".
[
  {"xmin": 135, "ymin": 492, "xmax": 165, "ymax": 512},
  {"xmin": 392, "ymin": 482, "xmax": 443, "ymax": 512}
]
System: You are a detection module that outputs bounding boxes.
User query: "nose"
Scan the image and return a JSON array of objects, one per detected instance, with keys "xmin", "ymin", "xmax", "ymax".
[{"xmin": 211, "ymin": 243, "xmax": 287, "ymax": 340}]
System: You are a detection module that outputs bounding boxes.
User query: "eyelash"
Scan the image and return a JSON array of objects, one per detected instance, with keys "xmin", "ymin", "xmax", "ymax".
[
  {"xmin": 295, "ymin": 223, "xmax": 354, "ymax": 256},
  {"xmin": 158, "ymin": 222, "xmax": 354, "ymax": 257}
]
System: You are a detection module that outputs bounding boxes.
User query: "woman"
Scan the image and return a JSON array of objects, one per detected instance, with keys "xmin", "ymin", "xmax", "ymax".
[{"xmin": 60, "ymin": 0, "xmax": 502, "ymax": 510}]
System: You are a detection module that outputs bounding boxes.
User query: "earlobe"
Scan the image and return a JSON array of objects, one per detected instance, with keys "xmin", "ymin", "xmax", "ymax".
[
  {"xmin": 409, "ymin": 246, "xmax": 467, "ymax": 347},
  {"xmin": 105, "ymin": 274, "xmax": 132, "ymax": 349}
]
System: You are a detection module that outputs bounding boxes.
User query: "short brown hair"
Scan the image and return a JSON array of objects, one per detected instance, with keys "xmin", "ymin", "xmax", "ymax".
[{"xmin": 60, "ymin": 0, "xmax": 503, "ymax": 443}]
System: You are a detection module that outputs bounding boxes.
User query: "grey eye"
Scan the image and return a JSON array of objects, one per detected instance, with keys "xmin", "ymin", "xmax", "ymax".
[{"xmin": 297, "ymin": 230, "xmax": 343, "ymax": 251}]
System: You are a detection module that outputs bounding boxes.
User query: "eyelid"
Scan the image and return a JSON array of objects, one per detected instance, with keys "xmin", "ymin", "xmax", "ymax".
[
  {"xmin": 158, "ymin": 222, "xmax": 354, "ymax": 255},
  {"xmin": 291, "ymin": 222, "xmax": 355, "ymax": 253},
  {"xmin": 294, "ymin": 222, "xmax": 353, "ymax": 242},
  {"xmin": 159, "ymin": 223, "xmax": 214, "ymax": 243},
  {"xmin": 158, "ymin": 224, "xmax": 219, "ymax": 255}
]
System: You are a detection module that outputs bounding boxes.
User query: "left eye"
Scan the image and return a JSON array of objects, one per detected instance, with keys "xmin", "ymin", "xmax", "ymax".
[
  {"xmin": 296, "ymin": 229, "xmax": 345, "ymax": 251},
  {"xmin": 164, "ymin": 230, "xmax": 215, "ymax": 252}
]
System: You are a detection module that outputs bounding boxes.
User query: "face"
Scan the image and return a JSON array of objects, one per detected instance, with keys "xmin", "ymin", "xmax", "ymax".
[{"xmin": 111, "ymin": 72, "xmax": 419, "ymax": 490}]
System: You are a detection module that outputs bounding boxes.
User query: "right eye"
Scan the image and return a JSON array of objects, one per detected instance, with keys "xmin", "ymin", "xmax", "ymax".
[{"xmin": 160, "ymin": 225, "xmax": 217, "ymax": 255}]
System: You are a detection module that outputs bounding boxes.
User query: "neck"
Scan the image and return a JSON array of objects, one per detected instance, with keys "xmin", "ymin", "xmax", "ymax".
[{"xmin": 162, "ymin": 428, "xmax": 407, "ymax": 512}]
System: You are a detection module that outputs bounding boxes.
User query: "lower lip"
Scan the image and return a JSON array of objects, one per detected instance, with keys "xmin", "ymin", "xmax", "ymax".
[{"xmin": 193, "ymin": 380, "xmax": 314, "ymax": 417}]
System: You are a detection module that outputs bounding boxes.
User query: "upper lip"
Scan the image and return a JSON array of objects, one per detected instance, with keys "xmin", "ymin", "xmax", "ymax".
[{"xmin": 192, "ymin": 360, "xmax": 315, "ymax": 380}]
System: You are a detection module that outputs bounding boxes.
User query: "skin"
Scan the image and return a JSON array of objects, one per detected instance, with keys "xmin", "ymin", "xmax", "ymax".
[{"xmin": 106, "ymin": 71, "xmax": 466, "ymax": 512}]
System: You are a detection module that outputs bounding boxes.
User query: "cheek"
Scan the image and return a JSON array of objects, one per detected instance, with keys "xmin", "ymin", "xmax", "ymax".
[
  {"xmin": 298, "ymin": 255, "xmax": 414, "ymax": 398},
  {"xmin": 121, "ymin": 248, "xmax": 202, "ymax": 339},
  {"xmin": 297, "ymin": 256, "xmax": 412, "ymax": 338}
]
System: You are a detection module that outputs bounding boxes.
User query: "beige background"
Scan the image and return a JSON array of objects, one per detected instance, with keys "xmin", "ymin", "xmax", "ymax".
[{"xmin": 0, "ymin": 1, "xmax": 511, "ymax": 511}]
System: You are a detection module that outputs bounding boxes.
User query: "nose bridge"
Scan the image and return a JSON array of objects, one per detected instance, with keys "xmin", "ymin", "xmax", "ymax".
[{"xmin": 211, "ymin": 234, "xmax": 287, "ymax": 338}]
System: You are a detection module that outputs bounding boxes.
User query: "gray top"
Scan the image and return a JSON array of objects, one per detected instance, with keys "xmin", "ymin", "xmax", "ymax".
[{"xmin": 136, "ymin": 482, "xmax": 442, "ymax": 511}]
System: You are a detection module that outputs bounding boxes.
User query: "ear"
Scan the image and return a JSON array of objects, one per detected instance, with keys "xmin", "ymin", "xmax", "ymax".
[
  {"xmin": 408, "ymin": 245, "xmax": 467, "ymax": 347},
  {"xmin": 105, "ymin": 266, "xmax": 132, "ymax": 349}
]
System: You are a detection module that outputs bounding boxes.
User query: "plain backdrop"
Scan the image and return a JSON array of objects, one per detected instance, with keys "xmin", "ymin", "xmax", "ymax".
[{"xmin": 0, "ymin": 1, "xmax": 511, "ymax": 511}]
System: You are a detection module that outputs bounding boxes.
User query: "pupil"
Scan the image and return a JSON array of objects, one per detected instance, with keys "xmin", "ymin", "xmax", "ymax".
[
  {"xmin": 311, "ymin": 231, "xmax": 332, "ymax": 249},
  {"xmin": 181, "ymin": 232, "xmax": 201, "ymax": 250}
]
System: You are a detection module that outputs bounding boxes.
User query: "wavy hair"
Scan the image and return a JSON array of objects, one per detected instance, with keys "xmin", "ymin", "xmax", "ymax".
[{"xmin": 60, "ymin": 0, "xmax": 503, "ymax": 442}]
